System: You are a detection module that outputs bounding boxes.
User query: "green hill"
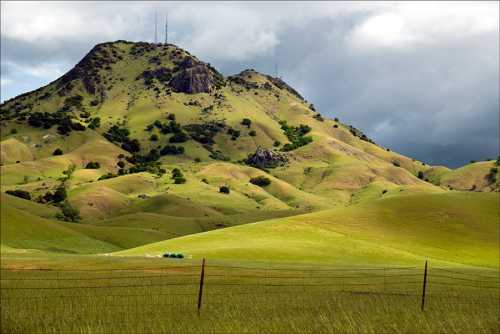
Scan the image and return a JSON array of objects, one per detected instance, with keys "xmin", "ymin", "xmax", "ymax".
[
  {"xmin": 0, "ymin": 194, "xmax": 118, "ymax": 254},
  {"xmin": 0, "ymin": 41, "xmax": 497, "ymax": 267},
  {"xmin": 118, "ymin": 192, "xmax": 499, "ymax": 268}
]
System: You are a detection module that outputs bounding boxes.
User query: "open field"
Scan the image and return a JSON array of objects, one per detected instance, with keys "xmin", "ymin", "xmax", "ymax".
[{"xmin": 1, "ymin": 259, "xmax": 499, "ymax": 334}]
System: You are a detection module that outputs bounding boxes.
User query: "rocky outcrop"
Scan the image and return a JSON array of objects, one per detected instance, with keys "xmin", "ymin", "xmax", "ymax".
[
  {"xmin": 246, "ymin": 147, "xmax": 288, "ymax": 169},
  {"xmin": 169, "ymin": 57, "xmax": 225, "ymax": 94}
]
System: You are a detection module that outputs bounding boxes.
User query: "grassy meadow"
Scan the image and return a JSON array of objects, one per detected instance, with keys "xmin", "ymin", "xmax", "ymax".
[{"xmin": 1, "ymin": 258, "xmax": 499, "ymax": 334}]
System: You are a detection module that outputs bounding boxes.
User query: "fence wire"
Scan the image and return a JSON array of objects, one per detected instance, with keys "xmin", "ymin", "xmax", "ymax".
[{"xmin": 1, "ymin": 263, "xmax": 498, "ymax": 306}]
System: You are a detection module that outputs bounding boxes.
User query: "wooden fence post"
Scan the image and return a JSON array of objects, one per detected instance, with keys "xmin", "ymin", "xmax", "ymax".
[
  {"xmin": 197, "ymin": 258, "xmax": 206, "ymax": 316},
  {"xmin": 421, "ymin": 260, "xmax": 428, "ymax": 311},
  {"xmin": 383, "ymin": 267, "xmax": 386, "ymax": 292}
]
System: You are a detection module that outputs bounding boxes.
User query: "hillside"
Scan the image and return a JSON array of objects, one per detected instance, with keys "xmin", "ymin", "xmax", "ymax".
[
  {"xmin": 0, "ymin": 40, "xmax": 498, "ymax": 259},
  {"xmin": 118, "ymin": 192, "xmax": 499, "ymax": 268}
]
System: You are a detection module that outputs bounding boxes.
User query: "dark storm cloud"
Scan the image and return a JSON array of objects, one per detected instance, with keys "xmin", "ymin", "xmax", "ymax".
[{"xmin": 1, "ymin": 1, "xmax": 498, "ymax": 167}]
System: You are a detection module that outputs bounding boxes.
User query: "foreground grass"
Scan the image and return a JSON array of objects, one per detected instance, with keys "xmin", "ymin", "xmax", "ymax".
[{"xmin": 1, "ymin": 259, "xmax": 499, "ymax": 334}]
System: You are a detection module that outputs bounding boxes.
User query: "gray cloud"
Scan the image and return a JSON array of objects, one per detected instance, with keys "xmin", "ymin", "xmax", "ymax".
[{"xmin": 1, "ymin": 1, "xmax": 498, "ymax": 167}]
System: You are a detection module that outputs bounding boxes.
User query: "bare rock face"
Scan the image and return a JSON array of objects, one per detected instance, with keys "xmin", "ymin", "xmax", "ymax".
[
  {"xmin": 170, "ymin": 57, "xmax": 225, "ymax": 94},
  {"xmin": 246, "ymin": 147, "xmax": 288, "ymax": 169}
]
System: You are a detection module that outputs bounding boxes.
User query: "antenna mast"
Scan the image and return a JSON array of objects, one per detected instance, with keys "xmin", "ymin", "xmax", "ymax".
[
  {"xmin": 274, "ymin": 48, "xmax": 280, "ymax": 79},
  {"xmin": 165, "ymin": 13, "xmax": 168, "ymax": 44},
  {"xmin": 154, "ymin": 11, "xmax": 158, "ymax": 44}
]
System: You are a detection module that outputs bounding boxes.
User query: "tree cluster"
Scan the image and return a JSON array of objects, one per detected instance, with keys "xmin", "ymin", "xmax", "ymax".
[{"xmin": 279, "ymin": 121, "xmax": 313, "ymax": 151}]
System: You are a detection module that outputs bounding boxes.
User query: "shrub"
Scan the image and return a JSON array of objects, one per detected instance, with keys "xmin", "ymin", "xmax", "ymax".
[
  {"xmin": 52, "ymin": 185, "xmax": 67, "ymax": 203},
  {"xmin": 250, "ymin": 176, "xmax": 271, "ymax": 187},
  {"xmin": 87, "ymin": 117, "xmax": 101, "ymax": 129},
  {"xmin": 163, "ymin": 252, "xmax": 184, "ymax": 258},
  {"xmin": 209, "ymin": 151, "xmax": 230, "ymax": 161},
  {"xmin": 98, "ymin": 173, "xmax": 117, "ymax": 180},
  {"xmin": 279, "ymin": 121, "xmax": 313, "ymax": 151},
  {"xmin": 10, "ymin": 128, "xmax": 17, "ymax": 134},
  {"xmin": 160, "ymin": 145, "xmax": 184, "ymax": 155},
  {"xmin": 173, "ymin": 177, "xmax": 186, "ymax": 184},
  {"xmin": 121, "ymin": 139, "xmax": 141, "ymax": 153},
  {"xmin": 249, "ymin": 130, "xmax": 256, "ymax": 137},
  {"xmin": 333, "ymin": 124, "xmax": 339, "ymax": 128},
  {"xmin": 241, "ymin": 118, "xmax": 252, "ymax": 128},
  {"xmin": 273, "ymin": 140, "xmax": 281, "ymax": 147},
  {"xmin": 392, "ymin": 161, "xmax": 401, "ymax": 167},
  {"xmin": 150, "ymin": 134, "xmax": 159, "ymax": 141},
  {"xmin": 219, "ymin": 186, "xmax": 230, "ymax": 194},
  {"xmin": 334, "ymin": 117, "xmax": 339, "ymax": 122},
  {"xmin": 5, "ymin": 189, "xmax": 31, "ymax": 200},
  {"xmin": 117, "ymin": 160, "xmax": 126, "ymax": 168},
  {"xmin": 56, "ymin": 201, "xmax": 81, "ymax": 222},
  {"xmin": 194, "ymin": 157, "xmax": 201, "ymax": 163},
  {"xmin": 227, "ymin": 128, "xmax": 240, "ymax": 140},
  {"xmin": 184, "ymin": 121, "xmax": 224, "ymax": 145},
  {"xmin": 53, "ymin": 148, "xmax": 63, "ymax": 156},
  {"xmin": 382, "ymin": 189, "xmax": 388, "ymax": 195},
  {"xmin": 167, "ymin": 113, "xmax": 176, "ymax": 121},
  {"xmin": 313, "ymin": 114, "xmax": 324, "ymax": 121},
  {"xmin": 64, "ymin": 95, "xmax": 84, "ymax": 108},
  {"xmin": 61, "ymin": 164, "xmax": 76, "ymax": 181},
  {"xmin": 496, "ymin": 156, "xmax": 500, "ymax": 166},
  {"xmin": 169, "ymin": 132, "xmax": 189, "ymax": 143},
  {"xmin": 470, "ymin": 160, "xmax": 477, "ymax": 164},
  {"xmin": 417, "ymin": 171, "xmax": 424, "ymax": 180},
  {"xmin": 85, "ymin": 161, "xmax": 100, "ymax": 169},
  {"xmin": 104, "ymin": 125, "xmax": 130, "ymax": 143},
  {"xmin": 171, "ymin": 168, "xmax": 184, "ymax": 180},
  {"xmin": 71, "ymin": 122, "xmax": 86, "ymax": 131},
  {"xmin": 487, "ymin": 167, "xmax": 498, "ymax": 184}
]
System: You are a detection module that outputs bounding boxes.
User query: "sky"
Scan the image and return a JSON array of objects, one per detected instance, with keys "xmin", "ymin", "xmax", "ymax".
[{"xmin": 1, "ymin": 1, "xmax": 498, "ymax": 167}]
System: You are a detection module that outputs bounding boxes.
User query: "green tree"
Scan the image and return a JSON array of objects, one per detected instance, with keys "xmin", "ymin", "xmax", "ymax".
[
  {"xmin": 241, "ymin": 118, "xmax": 252, "ymax": 128},
  {"xmin": 56, "ymin": 201, "xmax": 81, "ymax": 222},
  {"xmin": 219, "ymin": 185, "xmax": 230, "ymax": 194},
  {"xmin": 52, "ymin": 185, "xmax": 67, "ymax": 203},
  {"xmin": 250, "ymin": 176, "xmax": 271, "ymax": 187}
]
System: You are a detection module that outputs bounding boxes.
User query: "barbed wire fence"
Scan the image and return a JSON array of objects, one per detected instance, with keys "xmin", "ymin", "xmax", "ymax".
[{"xmin": 1, "ymin": 260, "xmax": 499, "ymax": 316}]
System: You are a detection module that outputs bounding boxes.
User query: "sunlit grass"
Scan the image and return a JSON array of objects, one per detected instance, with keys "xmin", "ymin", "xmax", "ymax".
[{"xmin": 1, "ymin": 261, "xmax": 498, "ymax": 334}]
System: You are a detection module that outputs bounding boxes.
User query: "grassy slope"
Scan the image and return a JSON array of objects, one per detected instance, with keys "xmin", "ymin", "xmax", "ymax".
[
  {"xmin": 0, "ymin": 192, "xmax": 301, "ymax": 254},
  {"xmin": 437, "ymin": 161, "xmax": 498, "ymax": 191},
  {"xmin": 118, "ymin": 192, "xmax": 499, "ymax": 268},
  {"xmin": 0, "ymin": 195, "xmax": 118, "ymax": 254},
  {"xmin": 0, "ymin": 194, "xmax": 169, "ymax": 253}
]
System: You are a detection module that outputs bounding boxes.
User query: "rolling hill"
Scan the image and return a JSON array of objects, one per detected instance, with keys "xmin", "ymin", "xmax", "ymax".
[
  {"xmin": 0, "ymin": 40, "xmax": 498, "ymax": 266},
  {"xmin": 118, "ymin": 192, "xmax": 499, "ymax": 268}
]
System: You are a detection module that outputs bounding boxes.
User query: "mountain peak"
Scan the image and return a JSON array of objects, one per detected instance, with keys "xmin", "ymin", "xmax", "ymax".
[{"xmin": 54, "ymin": 40, "xmax": 225, "ymax": 98}]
